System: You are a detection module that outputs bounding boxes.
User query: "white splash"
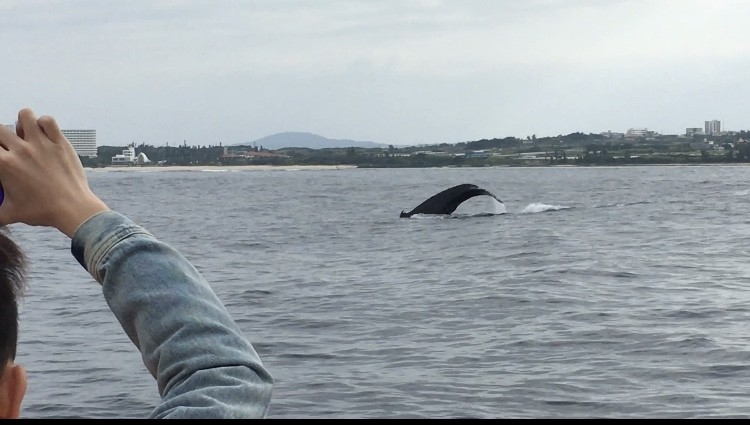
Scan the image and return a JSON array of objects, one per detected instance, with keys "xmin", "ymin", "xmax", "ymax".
[
  {"xmin": 410, "ymin": 213, "xmax": 450, "ymax": 219},
  {"xmin": 521, "ymin": 203, "xmax": 569, "ymax": 213}
]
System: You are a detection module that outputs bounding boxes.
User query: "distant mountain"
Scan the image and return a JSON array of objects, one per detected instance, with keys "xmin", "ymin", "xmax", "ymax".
[{"xmin": 234, "ymin": 132, "xmax": 387, "ymax": 150}]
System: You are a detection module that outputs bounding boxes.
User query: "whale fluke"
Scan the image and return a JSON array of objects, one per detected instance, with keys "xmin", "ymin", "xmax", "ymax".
[{"xmin": 400, "ymin": 183, "xmax": 503, "ymax": 218}]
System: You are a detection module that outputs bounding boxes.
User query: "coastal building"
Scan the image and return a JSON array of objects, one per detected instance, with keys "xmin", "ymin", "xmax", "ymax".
[
  {"xmin": 705, "ymin": 120, "xmax": 721, "ymax": 135},
  {"xmin": 466, "ymin": 150, "xmax": 489, "ymax": 158},
  {"xmin": 61, "ymin": 129, "xmax": 97, "ymax": 157},
  {"xmin": 600, "ymin": 131, "xmax": 625, "ymax": 140},
  {"xmin": 685, "ymin": 127, "xmax": 704, "ymax": 136},
  {"xmin": 111, "ymin": 144, "xmax": 151, "ymax": 165},
  {"xmin": 625, "ymin": 128, "xmax": 655, "ymax": 139},
  {"xmin": 221, "ymin": 146, "xmax": 288, "ymax": 160},
  {"xmin": 111, "ymin": 144, "xmax": 136, "ymax": 164}
]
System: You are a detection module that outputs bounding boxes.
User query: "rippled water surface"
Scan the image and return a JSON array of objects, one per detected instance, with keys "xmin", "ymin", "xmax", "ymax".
[{"xmin": 13, "ymin": 165, "xmax": 750, "ymax": 418}]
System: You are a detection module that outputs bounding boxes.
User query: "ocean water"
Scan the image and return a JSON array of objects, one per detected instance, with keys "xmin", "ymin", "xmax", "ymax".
[{"xmin": 12, "ymin": 165, "xmax": 750, "ymax": 418}]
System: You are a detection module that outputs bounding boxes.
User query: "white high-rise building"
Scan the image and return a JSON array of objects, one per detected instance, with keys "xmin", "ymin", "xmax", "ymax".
[
  {"xmin": 704, "ymin": 120, "xmax": 721, "ymax": 135},
  {"xmin": 62, "ymin": 129, "xmax": 97, "ymax": 157}
]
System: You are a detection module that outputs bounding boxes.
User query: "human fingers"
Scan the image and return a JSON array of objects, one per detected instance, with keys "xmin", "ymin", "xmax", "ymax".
[
  {"xmin": 0, "ymin": 123, "xmax": 22, "ymax": 152},
  {"xmin": 17, "ymin": 108, "xmax": 43, "ymax": 141},
  {"xmin": 0, "ymin": 135, "xmax": 16, "ymax": 224},
  {"xmin": 14, "ymin": 120, "xmax": 24, "ymax": 140},
  {"xmin": 37, "ymin": 115, "xmax": 64, "ymax": 143}
]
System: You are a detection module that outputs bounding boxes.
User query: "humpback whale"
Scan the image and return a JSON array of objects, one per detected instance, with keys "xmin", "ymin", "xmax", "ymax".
[{"xmin": 400, "ymin": 183, "xmax": 503, "ymax": 218}]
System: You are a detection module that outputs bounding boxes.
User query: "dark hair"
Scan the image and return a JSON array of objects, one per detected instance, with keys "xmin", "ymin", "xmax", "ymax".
[{"xmin": 0, "ymin": 228, "xmax": 26, "ymax": 375}]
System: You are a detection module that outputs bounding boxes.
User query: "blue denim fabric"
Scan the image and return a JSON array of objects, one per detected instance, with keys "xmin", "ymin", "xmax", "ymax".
[{"xmin": 71, "ymin": 211, "xmax": 273, "ymax": 418}]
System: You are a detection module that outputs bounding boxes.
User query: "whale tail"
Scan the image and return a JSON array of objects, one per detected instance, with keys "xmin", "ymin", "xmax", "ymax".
[{"xmin": 400, "ymin": 183, "xmax": 502, "ymax": 218}]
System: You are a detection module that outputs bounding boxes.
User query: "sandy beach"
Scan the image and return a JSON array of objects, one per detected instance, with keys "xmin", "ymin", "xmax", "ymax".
[{"xmin": 86, "ymin": 164, "xmax": 359, "ymax": 172}]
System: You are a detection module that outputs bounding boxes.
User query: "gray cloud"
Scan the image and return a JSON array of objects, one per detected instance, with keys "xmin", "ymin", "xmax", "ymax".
[{"xmin": 1, "ymin": 0, "xmax": 748, "ymax": 146}]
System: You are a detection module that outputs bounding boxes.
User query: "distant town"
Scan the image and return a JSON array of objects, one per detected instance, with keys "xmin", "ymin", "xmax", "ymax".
[{"xmin": 7, "ymin": 119, "xmax": 750, "ymax": 167}]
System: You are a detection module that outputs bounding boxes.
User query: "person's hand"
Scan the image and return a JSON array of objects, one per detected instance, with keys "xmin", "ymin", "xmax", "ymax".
[{"xmin": 0, "ymin": 108, "xmax": 110, "ymax": 238}]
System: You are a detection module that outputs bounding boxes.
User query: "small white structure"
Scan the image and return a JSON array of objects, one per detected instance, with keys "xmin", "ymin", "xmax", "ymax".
[
  {"xmin": 111, "ymin": 144, "xmax": 136, "ymax": 165},
  {"xmin": 136, "ymin": 152, "xmax": 151, "ymax": 165}
]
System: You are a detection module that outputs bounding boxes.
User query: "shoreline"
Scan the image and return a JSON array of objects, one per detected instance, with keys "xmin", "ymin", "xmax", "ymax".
[
  {"xmin": 84, "ymin": 162, "xmax": 750, "ymax": 173},
  {"xmin": 85, "ymin": 164, "xmax": 359, "ymax": 172}
]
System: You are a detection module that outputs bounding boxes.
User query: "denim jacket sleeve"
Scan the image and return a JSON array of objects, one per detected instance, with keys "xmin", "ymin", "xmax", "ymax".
[{"xmin": 70, "ymin": 210, "xmax": 273, "ymax": 418}]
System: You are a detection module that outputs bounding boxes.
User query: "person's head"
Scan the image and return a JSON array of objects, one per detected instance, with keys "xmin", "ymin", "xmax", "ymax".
[{"xmin": 0, "ymin": 227, "xmax": 27, "ymax": 418}]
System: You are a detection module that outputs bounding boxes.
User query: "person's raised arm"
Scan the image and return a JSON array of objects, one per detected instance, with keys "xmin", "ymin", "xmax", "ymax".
[{"xmin": 0, "ymin": 108, "xmax": 273, "ymax": 418}]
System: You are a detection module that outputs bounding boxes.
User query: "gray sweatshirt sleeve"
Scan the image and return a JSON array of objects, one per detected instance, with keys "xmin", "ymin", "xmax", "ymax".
[{"xmin": 70, "ymin": 211, "xmax": 273, "ymax": 418}]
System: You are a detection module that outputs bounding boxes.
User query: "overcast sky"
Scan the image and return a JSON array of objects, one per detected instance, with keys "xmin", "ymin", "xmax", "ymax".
[{"xmin": 1, "ymin": 0, "xmax": 748, "ymax": 146}]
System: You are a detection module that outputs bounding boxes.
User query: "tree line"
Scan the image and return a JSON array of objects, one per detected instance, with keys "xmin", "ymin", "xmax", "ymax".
[{"xmin": 79, "ymin": 131, "xmax": 750, "ymax": 168}]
